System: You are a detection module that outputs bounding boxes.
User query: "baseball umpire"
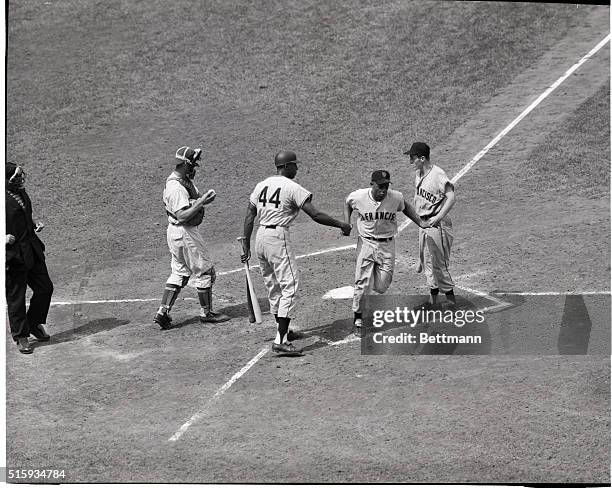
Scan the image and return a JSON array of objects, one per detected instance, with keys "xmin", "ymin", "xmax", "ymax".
[
  {"xmin": 404, "ymin": 142, "xmax": 457, "ymax": 306},
  {"xmin": 153, "ymin": 146, "xmax": 230, "ymax": 329},
  {"xmin": 241, "ymin": 150, "xmax": 352, "ymax": 356},
  {"xmin": 5, "ymin": 162, "xmax": 53, "ymax": 354},
  {"xmin": 344, "ymin": 170, "xmax": 427, "ymax": 336}
]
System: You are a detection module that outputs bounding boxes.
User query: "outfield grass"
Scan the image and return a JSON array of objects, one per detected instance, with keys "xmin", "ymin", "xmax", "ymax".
[{"xmin": 523, "ymin": 82, "xmax": 610, "ymax": 198}]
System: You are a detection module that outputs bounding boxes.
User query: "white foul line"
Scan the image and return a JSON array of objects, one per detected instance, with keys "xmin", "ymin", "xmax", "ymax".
[
  {"xmin": 52, "ymin": 36, "xmax": 610, "ymax": 442},
  {"xmin": 399, "ymin": 33, "xmax": 611, "ymax": 234},
  {"xmin": 50, "ymin": 244, "xmax": 357, "ymax": 307},
  {"xmin": 49, "ymin": 34, "xmax": 609, "ymax": 310},
  {"xmin": 168, "ymin": 347, "xmax": 269, "ymax": 442},
  {"xmin": 495, "ymin": 291, "xmax": 610, "ymax": 296},
  {"xmin": 455, "ymin": 285, "xmax": 513, "ymax": 313}
]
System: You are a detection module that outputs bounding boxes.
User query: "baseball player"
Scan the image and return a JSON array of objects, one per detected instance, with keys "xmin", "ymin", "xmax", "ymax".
[
  {"xmin": 344, "ymin": 170, "xmax": 426, "ymax": 336},
  {"xmin": 241, "ymin": 150, "xmax": 352, "ymax": 356},
  {"xmin": 153, "ymin": 146, "xmax": 230, "ymax": 329},
  {"xmin": 404, "ymin": 142, "xmax": 456, "ymax": 306}
]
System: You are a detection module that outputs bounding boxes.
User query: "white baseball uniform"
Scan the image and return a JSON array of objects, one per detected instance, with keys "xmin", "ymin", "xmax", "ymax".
[
  {"xmin": 346, "ymin": 188, "xmax": 405, "ymax": 312},
  {"xmin": 413, "ymin": 164, "xmax": 454, "ymax": 292},
  {"xmin": 249, "ymin": 175, "xmax": 312, "ymax": 318},
  {"xmin": 163, "ymin": 172, "xmax": 215, "ymax": 289}
]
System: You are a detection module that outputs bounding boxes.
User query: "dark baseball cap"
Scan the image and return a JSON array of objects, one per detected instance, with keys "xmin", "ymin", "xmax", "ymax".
[
  {"xmin": 371, "ymin": 170, "xmax": 391, "ymax": 185},
  {"xmin": 274, "ymin": 150, "xmax": 302, "ymax": 167},
  {"xmin": 404, "ymin": 142, "xmax": 430, "ymax": 159},
  {"xmin": 176, "ymin": 146, "xmax": 202, "ymax": 166}
]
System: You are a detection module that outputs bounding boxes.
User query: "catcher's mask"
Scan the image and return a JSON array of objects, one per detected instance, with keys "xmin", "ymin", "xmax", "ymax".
[
  {"xmin": 176, "ymin": 146, "xmax": 202, "ymax": 179},
  {"xmin": 176, "ymin": 146, "xmax": 202, "ymax": 166}
]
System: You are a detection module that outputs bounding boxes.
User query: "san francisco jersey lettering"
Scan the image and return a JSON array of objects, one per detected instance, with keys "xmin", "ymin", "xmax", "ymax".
[
  {"xmin": 346, "ymin": 188, "xmax": 405, "ymax": 238},
  {"xmin": 414, "ymin": 165, "xmax": 451, "ymax": 218},
  {"xmin": 250, "ymin": 175, "xmax": 312, "ymax": 227}
]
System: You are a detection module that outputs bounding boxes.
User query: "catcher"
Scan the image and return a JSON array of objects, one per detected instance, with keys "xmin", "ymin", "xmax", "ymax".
[{"xmin": 153, "ymin": 146, "xmax": 230, "ymax": 329}]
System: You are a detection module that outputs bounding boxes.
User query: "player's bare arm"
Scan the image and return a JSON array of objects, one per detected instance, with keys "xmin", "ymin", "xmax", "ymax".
[
  {"xmin": 402, "ymin": 199, "xmax": 428, "ymax": 228},
  {"xmin": 174, "ymin": 190, "xmax": 216, "ymax": 223},
  {"xmin": 343, "ymin": 200, "xmax": 354, "ymax": 224},
  {"xmin": 302, "ymin": 198, "xmax": 352, "ymax": 235},
  {"xmin": 426, "ymin": 183, "xmax": 455, "ymax": 227},
  {"xmin": 241, "ymin": 203, "xmax": 258, "ymax": 262}
]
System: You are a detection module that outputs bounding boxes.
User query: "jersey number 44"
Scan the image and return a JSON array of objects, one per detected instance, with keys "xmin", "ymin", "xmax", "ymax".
[{"xmin": 258, "ymin": 186, "xmax": 281, "ymax": 208}]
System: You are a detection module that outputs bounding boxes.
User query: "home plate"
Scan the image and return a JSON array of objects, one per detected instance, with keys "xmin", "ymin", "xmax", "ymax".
[{"xmin": 322, "ymin": 286, "xmax": 354, "ymax": 300}]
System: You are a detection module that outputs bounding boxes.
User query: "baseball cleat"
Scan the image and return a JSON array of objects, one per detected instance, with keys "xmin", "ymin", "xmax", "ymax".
[
  {"xmin": 153, "ymin": 312, "xmax": 172, "ymax": 330},
  {"xmin": 16, "ymin": 337, "xmax": 34, "ymax": 354},
  {"xmin": 199, "ymin": 311, "xmax": 230, "ymax": 324},
  {"xmin": 30, "ymin": 323, "xmax": 50, "ymax": 342},
  {"xmin": 271, "ymin": 342, "xmax": 303, "ymax": 356}
]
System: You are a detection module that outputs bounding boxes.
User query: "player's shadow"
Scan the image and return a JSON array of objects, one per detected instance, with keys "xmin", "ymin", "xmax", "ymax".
[
  {"xmin": 34, "ymin": 318, "xmax": 130, "ymax": 346},
  {"xmin": 168, "ymin": 298, "xmax": 270, "ymax": 329},
  {"xmin": 300, "ymin": 317, "xmax": 355, "ymax": 353}
]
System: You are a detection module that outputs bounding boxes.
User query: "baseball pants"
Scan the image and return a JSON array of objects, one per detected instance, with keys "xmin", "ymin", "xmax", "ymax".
[
  {"xmin": 255, "ymin": 226, "xmax": 299, "ymax": 319},
  {"xmin": 417, "ymin": 218, "xmax": 454, "ymax": 292},
  {"xmin": 352, "ymin": 237, "xmax": 395, "ymax": 312},
  {"xmin": 166, "ymin": 224, "xmax": 215, "ymax": 288},
  {"xmin": 6, "ymin": 256, "xmax": 54, "ymax": 340}
]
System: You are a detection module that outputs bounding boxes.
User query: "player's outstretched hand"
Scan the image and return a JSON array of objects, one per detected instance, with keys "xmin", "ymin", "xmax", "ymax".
[
  {"xmin": 6, "ymin": 234, "xmax": 15, "ymax": 245},
  {"xmin": 340, "ymin": 222, "xmax": 352, "ymax": 236}
]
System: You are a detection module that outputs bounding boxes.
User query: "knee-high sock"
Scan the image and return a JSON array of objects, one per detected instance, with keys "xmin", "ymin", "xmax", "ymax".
[
  {"xmin": 276, "ymin": 317, "xmax": 290, "ymax": 344},
  {"xmin": 197, "ymin": 287, "xmax": 212, "ymax": 315}
]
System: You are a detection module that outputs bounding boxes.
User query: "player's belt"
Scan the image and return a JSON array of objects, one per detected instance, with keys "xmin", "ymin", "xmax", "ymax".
[
  {"xmin": 362, "ymin": 235, "xmax": 393, "ymax": 242},
  {"xmin": 263, "ymin": 225, "xmax": 286, "ymax": 229}
]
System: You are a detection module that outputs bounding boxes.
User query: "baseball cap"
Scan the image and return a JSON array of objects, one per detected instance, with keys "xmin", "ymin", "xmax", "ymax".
[
  {"xmin": 274, "ymin": 150, "xmax": 302, "ymax": 167},
  {"xmin": 176, "ymin": 146, "xmax": 202, "ymax": 166},
  {"xmin": 371, "ymin": 170, "xmax": 391, "ymax": 185},
  {"xmin": 404, "ymin": 142, "xmax": 430, "ymax": 159}
]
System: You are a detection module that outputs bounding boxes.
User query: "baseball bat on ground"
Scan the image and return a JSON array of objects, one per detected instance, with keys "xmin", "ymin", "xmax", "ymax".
[
  {"xmin": 246, "ymin": 276, "xmax": 256, "ymax": 323},
  {"xmin": 237, "ymin": 237, "xmax": 263, "ymax": 324}
]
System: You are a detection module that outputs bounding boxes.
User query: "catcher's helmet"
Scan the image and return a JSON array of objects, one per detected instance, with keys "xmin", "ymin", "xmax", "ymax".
[
  {"xmin": 176, "ymin": 146, "xmax": 202, "ymax": 166},
  {"xmin": 274, "ymin": 150, "xmax": 301, "ymax": 167}
]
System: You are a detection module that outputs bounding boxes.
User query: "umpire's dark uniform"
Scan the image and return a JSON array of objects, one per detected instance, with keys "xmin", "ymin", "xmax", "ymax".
[{"xmin": 5, "ymin": 184, "xmax": 54, "ymax": 342}]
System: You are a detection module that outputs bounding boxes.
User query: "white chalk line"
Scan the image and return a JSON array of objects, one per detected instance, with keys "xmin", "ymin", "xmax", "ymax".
[
  {"xmin": 49, "ymin": 35, "xmax": 608, "ymax": 311},
  {"xmin": 50, "ymin": 244, "xmax": 357, "ymax": 307},
  {"xmin": 495, "ymin": 291, "xmax": 610, "ymax": 296},
  {"xmin": 59, "ymin": 36, "xmax": 610, "ymax": 442},
  {"xmin": 168, "ymin": 347, "xmax": 269, "ymax": 442},
  {"xmin": 398, "ymin": 33, "xmax": 610, "ymax": 234}
]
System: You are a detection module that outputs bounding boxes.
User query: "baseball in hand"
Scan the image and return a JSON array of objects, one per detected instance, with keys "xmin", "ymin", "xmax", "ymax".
[
  {"xmin": 6, "ymin": 234, "xmax": 15, "ymax": 245},
  {"xmin": 203, "ymin": 189, "xmax": 216, "ymax": 204}
]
